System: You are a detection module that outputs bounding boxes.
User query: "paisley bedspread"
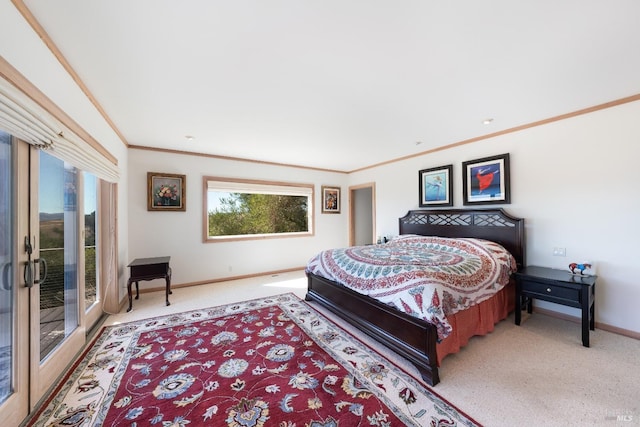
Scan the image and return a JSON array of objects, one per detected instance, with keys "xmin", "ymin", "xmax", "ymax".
[{"xmin": 306, "ymin": 234, "xmax": 517, "ymax": 341}]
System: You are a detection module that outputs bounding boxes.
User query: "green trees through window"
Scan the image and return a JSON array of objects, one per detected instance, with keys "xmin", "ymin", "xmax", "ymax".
[{"xmin": 205, "ymin": 178, "xmax": 313, "ymax": 240}]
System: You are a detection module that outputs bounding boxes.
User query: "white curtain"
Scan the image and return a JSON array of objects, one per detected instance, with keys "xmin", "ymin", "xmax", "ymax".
[
  {"xmin": 0, "ymin": 75, "xmax": 120, "ymax": 183},
  {"xmin": 100, "ymin": 181, "xmax": 120, "ymax": 314},
  {"xmin": 206, "ymin": 177, "xmax": 314, "ymax": 197}
]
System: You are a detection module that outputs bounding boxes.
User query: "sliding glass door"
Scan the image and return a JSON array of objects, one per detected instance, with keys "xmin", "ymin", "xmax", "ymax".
[
  {"xmin": 37, "ymin": 152, "xmax": 81, "ymax": 361},
  {"xmin": 29, "ymin": 150, "xmax": 85, "ymax": 405},
  {"xmin": 0, "ymin": 134, "xmax": 106, "ymax": 425}
]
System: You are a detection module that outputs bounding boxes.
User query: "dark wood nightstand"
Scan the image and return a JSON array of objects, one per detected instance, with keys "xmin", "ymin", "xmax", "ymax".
[
  {"xmin": 127, "ymin": 256, "xmax": 172, "ymax": 312},
  {"xmin": 514, "ymin": 265, "xmax": 596, "ymax": 347}
]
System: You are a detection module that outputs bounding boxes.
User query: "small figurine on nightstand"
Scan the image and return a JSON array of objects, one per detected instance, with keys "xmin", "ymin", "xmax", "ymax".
[{"xmin": 569, "ymin": 262, "xmax": 592, "ymax": 275}]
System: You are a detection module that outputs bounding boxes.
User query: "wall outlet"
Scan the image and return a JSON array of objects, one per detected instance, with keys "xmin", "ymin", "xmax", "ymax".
[{"xmin": 553, "ymin": 247, "xmax": 566, "ymax": 256}]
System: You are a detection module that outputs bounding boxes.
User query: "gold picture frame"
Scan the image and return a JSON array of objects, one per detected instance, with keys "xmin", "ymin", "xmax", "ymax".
[{"xmin": 147, "ymin": 172, "xmax": 186, "ymax": 211}]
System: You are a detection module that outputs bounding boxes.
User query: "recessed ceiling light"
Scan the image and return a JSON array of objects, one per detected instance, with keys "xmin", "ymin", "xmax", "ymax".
[
  {"xmin": 185, "ymin": 135, "xmax": 195, "ymax": 141},
  {"xmin": 482, "ymin": 118, "xmax": 494, "ymax": 125}
]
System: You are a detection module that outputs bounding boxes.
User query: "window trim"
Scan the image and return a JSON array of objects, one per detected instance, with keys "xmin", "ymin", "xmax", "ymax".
[{"xmin": 202, "ymin": 176, "xmax": 315, "ymax": 243}]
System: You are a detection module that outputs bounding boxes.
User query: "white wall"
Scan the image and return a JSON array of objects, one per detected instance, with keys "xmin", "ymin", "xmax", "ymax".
[
  {"xmin": 349, "ymin": 101, "xmax": 640, "ymax": 334},
  {"xmin": 127, "ymin": 149, "xmax": 349, "ymax": 286}
]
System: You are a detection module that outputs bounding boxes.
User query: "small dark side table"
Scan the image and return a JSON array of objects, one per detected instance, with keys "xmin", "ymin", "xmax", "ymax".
[
  {"xmin": 514, "ymin": 265, "xmax": 596, "ymax": 347},
  {"xmin": 127, "ymin": 256, "xmax": 172, "ymax": 312}
]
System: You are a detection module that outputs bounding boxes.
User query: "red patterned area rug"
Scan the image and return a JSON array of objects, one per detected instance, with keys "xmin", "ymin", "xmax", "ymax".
[{"xmin": 27, "ymin": 293, "xmax": 479, "ymax": 426}]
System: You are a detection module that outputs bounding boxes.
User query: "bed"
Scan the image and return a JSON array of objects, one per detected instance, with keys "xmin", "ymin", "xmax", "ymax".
[{"xmin": 305, "ymin": 208, "xmax": 525, "ymax": 386}]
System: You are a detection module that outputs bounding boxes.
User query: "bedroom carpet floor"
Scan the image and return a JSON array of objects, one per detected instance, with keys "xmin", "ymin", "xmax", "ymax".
[{"xmin": 101, "ymin": 270, "xmax": 639, "ymax": 426}]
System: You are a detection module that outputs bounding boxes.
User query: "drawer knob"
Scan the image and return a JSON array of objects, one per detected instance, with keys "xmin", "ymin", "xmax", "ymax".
[{"xmin": 546, "ymin": 287, "xmax": 552, "ymax": 293}]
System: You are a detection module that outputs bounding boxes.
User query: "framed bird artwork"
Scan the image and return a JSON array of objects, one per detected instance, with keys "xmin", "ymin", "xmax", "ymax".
[{"xmin": 462, "ymin": 153, "xmax": 510, "ymax": 205}]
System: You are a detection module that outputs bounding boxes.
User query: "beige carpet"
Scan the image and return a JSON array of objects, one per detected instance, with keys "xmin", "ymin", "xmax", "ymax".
[{"xmin": 104, "ymin": 270, "xmax": 639, "ymax": 426}]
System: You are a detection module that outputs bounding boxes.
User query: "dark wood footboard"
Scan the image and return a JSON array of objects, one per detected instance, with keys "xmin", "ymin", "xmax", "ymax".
[{"xmin": 305, "ymin": 271, "xmax": 440, "ymax": 386}]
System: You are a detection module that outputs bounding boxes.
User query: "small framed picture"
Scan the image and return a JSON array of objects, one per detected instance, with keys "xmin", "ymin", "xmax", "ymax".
[
  {"xmin": 147, "ymin": 172, "xmax": 186, "ymax": 211},
  {"xmin": 462, "ymin": 153, "xmax": 510, "ymax": 205},
  {"xmin": 321, "ymin": 185, "xmax": 341, "ymax": 214},
  {"xmin": 419, "ymin": 164, "xmax": 453, "ymax": 207}
]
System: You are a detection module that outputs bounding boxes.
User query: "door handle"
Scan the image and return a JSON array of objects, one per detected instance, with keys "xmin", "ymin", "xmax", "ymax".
[
  {"xmin": 24, "ymin": 259, "xmax": 34, "ymax": 288},
  {"xmin": 23, "ymin": 235, "xmax": 46, "ymax": 287},
  {"xmin": 1, "ymin": 262, "xmax": 10, "ymax": 291},
  {"xmin": 36, "ymin": 257, "xmax": 47, "ymax": 285}
]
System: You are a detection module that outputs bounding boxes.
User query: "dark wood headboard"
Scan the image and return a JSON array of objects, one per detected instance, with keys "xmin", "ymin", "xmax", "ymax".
[{"xmin": 399, "ymin": 208, "xmax": 526, "ymax": 269}]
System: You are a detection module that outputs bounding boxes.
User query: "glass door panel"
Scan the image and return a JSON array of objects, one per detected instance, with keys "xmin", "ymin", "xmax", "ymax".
[
  {"xmin": 38, "ymin": 152, "xmax": 79, "ymax": 361},
  {"xmin": 0, "ymin": 131, "xmax": 13, "ymax": 404},
  {"xmin": 84, "ymin": 172, "xmax": 98, "ymax": 311},
  {"xmin": 31, "ymin": 149, "xmax": 84, "ymax": 405},
  {"xmin": 83, "ymin": 172, "xmax": 102, "ymax": 328},
  {"xmin": 0, "ymin": 132, "xmax": 29, "ymax": 425}
]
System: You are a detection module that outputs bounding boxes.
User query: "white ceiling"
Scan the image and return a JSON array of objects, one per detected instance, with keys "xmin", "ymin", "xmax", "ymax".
[{"xmin": 22, "ymin": 1, "xmax": 640, "ymax": 172}]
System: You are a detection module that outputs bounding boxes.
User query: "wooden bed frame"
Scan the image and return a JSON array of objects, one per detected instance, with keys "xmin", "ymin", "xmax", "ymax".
[{"xmin": 305, "ymin": 208, "xmax": 525, "ymax": 386}]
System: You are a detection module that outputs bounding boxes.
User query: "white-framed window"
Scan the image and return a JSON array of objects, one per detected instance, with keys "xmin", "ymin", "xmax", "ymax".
[{"xmin": 204, "ymin": 176, "xmax": 314, "ymax": 242}]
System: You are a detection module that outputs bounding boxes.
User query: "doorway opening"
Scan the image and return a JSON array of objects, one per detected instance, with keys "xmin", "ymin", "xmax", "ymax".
[{"xmin": 349, "ymin": 183, "xmax": 375, "ymax": 246}]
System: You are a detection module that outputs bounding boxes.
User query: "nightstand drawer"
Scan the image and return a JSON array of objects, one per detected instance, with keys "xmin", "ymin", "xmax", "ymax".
[{"xmin": 520, "ymin": 279, "xmax": 579, "ymax": 302}]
